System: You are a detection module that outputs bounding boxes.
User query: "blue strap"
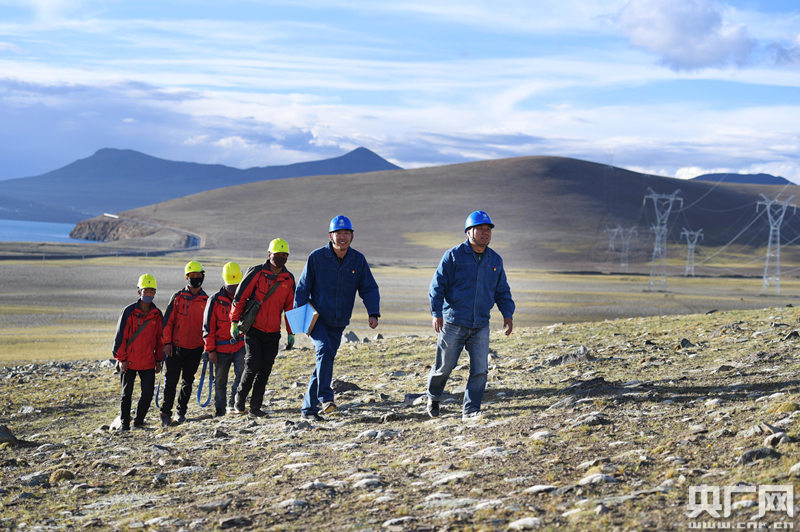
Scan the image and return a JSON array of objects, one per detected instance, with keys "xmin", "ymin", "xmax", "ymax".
[
  {"xmin": 155, "ymin": 368, "xmax": 164, "ymax": 409},
  {"xmin": 196, "ymin": 358, "xmax": 214, "ymax": 407}
]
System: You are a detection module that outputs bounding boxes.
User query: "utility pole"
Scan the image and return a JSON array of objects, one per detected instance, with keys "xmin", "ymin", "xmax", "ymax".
[
  {"xmin": 681, "ymin": 228, "xmax": 703, "ymax": 277},
  {"xmin": 643, "ymin": 188, "xmax": 683, "ymax": 290},
  {"xmin": 619, "ymin": 226, "xmax": 637, "ymax": 272},
  {"xmin": 757, "ymin": 195, "xmax": 796, "ymax": 295}
]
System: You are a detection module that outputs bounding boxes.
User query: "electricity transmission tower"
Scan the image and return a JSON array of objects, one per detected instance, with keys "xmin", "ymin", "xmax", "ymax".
[
  {"xmin": 643, "ymin": 188, "xmax": 683, "ymax": 290},
  {"xmin": 619, "ymin": 226, "xmax": 637, "ymax": 272},
  {"xmin": 681, "ymin": 228, "xmax": 703, "ymax": 277},
  {"xmin": 605, "ymin": 225, "xmax": 621, "ymax": 253},
  {"xmin": 757, "ymin": 194, "xmax": 796, "ymax": 295}
]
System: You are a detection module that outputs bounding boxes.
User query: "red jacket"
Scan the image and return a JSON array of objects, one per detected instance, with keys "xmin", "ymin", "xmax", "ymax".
[
  {"xmin": 230, "ymin": 264, "xmax": 295, "ymax": 334},
  {"xmin": 203, "ymin": 286, "xmax": 246, "ymax": 354},
  {"xmin": 113, "ymin": 302, "xmax": 164, "ymax": 370},
  {"xmin": 162, "ymin": 287, "xmax": 208, "ymax": 349}
]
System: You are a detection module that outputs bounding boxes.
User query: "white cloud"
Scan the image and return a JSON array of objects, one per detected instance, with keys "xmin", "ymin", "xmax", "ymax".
[{"xmin": 618, "ymin": 0, "xmax": 756, "ymax": 70}]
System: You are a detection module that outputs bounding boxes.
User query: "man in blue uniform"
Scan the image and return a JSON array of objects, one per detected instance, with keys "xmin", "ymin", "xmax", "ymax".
[
  {"xmin": 427, "ymin": 210, "xmax": 515, "ymax": 420},
  {"xmin": 294, "ymin": 215, "xmax": 380, "ymax": 421}
]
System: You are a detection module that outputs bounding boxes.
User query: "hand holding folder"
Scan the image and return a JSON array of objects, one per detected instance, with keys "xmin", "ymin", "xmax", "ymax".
[{"xmin": 285, "ymin": 303, "xmax": 319, "ymax": 335}]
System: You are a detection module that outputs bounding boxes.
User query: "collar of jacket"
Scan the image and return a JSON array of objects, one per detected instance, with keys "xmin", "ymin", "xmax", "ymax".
[
  {"xmin": 461, "ymin": 239, "xmax": 488, "ymax": 256},
  {"xmin": 326, "ymin": 241, "xmax": 350, "ymax": 261}
]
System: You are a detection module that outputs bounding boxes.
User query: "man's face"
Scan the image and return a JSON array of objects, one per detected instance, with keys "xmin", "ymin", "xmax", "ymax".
[
  {"xmin": 270, "ymin": 252, "xmax": 289, "ymax": 269},
  {"xmin": 467, "ymin": 224, "xmax": 492, "ymax": 247},
  {"xmin": 329, "ymin": 229, "xmax": 353, "ymax": 250},
  {"xmin": 139, "ymin": 288, "xmax": 156, "ymax": 299}
]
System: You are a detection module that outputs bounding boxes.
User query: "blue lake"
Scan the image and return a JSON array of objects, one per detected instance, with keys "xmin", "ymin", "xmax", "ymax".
[{"xmin": 0, "ymin": 219, "xmax": 97, "ymax": 243}]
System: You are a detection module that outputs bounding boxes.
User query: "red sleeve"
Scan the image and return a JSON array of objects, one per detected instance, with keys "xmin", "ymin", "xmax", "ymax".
[
  {"xmin": 154, "ymin": 315, "xmax": 164, "ymax": 362},
  {"xmin": 230, "ymin": 275, "xmax": 259, "ymax": 322}
]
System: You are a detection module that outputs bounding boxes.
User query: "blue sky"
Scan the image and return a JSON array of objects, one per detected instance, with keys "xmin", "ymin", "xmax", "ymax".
[{"xmin": 0, "ymin": 0, "xmax": 799, "ymax": 181}]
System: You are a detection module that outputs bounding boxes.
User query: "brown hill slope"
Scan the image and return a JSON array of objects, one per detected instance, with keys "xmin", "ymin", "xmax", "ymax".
[{"xmin": 72, "ymin": 156, "xmax": 800, "ymax": 270}]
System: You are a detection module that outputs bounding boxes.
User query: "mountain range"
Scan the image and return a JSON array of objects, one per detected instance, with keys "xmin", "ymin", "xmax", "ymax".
[
  {"xmin": 0, "ymin": 147, "xmax": 400, "ymax": 223},
  {"xmin": 692, "ymin": 172, "xmax": 792, "ymax": 185},
  {"xmin": 70, "ymin": 155, "xmax": 800, "ymax": 270}
]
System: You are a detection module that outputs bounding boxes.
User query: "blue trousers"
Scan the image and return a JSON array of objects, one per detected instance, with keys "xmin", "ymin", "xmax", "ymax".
[
  {"xmin": 426, "ymin": 322, "xmax": 490, "ymax": 414},
  {"xmin": 302, "ymin": 322, "xmax": 345, "ymax": 415}
]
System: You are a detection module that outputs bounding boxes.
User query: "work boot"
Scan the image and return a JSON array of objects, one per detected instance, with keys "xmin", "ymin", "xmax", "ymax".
[
  {"xmin": 426, "ymin": 399, "xmax": 440, "ymax": 418},
  {"xmin": 214, "ymin": 408, "xmax": 226, "ymax": 417},
  {"xmin": 160, "ymin": 414, "xmax": 171, "ymax": 427},
  {"xmin": 301, "ymin": 412, "xmax": 324, "ymax": 422},
  {"xmin": 320, "ymin": 401, "xmax": 336, "ymax": 414},
  {"xmin": 250, "ymin": 408, "xmax": 267, "ymax": 418}
]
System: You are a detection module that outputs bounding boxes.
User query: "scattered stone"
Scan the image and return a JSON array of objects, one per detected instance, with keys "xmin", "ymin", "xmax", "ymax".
[
  {"xmin": 545, "ymin": 345, "xmax": 595, "ymax": 366},
  {"xmin": 578, "ymin": 473, "xmax": 617, "ymax": 485},
  {"xmin": 19, "ymin": 471, "xmax": 49, "ymax": 487},
  {"xmin": 789, "ymin": 462, "xmax": 800, "ymax": 476},
  {"xmin": 344, "ymin": 331, "xmax": 360, "ymax": 343},
  {"xmin": 331, "ymin": 379, "xmax": 361, "ymax": 393},
  {"xmin": 197, "ymin": 498, "xmax": 232, "ymax": 512},
  {"xmin": 383, "ymin": 516, "xmax": 416, "ymax": 530},
  {"xmin": 220, "ymin": 516, "xmax": 252, "ymax": 528},
  {"xmin": 353, "ymin": 478, "xmax": 384, "ymax": 489},
  {"xmin": 781, "ymin": 330, "xmax": 800, "ymax": 341},
  {"xmin": 433, "ymin": 471, "xmax": 474, "ymax": 486},
  {"xmin": 578, "ymin": 457, "xmax": 610, "ymax": 470},
  {"xmin": 277, "ymin": 498, "xmax": 309, "ymax": 509},
  {"xmin": 213, "ymin": 428, "xmax": 229, "ymax": 438},
  {"xmin": 764, "ymin": 432, "xmax": 791, "ymax": 447},
  {"xmin": 531, "ymin": 430, "xmax": 553, "ymax": 441},
  {"xmin": 49, "ymin": 469, "xmax": 74, "ymax": 484},
  {"xmin": 471, "ymin": 447, "xmax": 509, "ymax": 458},
  {"xmin": 738, "ymin": 447, "xmax": 780, "ymax": 465},
  {"xmin": 357, "ymin": 429, "xmax": 379, "ymax": 440},
  {"xmin": 509, "ymin": 517, "xmax": 542, "ymax": 529},
  {"xmin": 380, "ymin": 412, "xmax": 399, "ymax": 423},
  {"xmin": 571, "ymin": 411, "xmax": 611, "ymax": 428},
  {"xmin": 301, "ymin": 480, "xmax": 330, "ymax": 490},
  {"xmin": 523, "ymin": 485, "xmax": 557, "ymax": 494},
  {"xmin": 678, "ymin": 338, "xmax": 695, "ymax": 349},
  {"xmin": 17, "ymin": 406, "xmax": 35, "ymax": 415},
  {"xmin": 709, "ymin": 428, "xmax": 735, "ymax": 439}
]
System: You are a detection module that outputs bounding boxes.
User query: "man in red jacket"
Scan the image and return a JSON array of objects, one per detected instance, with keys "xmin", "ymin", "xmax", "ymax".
[
  {"xmin": 160, "ymin": 260, "xmax": 209, "ymax": 426},
  {"xmin": 203, "ymin": 262, "xmax": 246, "ymax": 417},
  {"xmin": 230, "ymin": 239, "xmax": 295, "ymax": 417},
  {"xmin": 113, "ymin": 274, "xmax": 164, "ymax": 431}
]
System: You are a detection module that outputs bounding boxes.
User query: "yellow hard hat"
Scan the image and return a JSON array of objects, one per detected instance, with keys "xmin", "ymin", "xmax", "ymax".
[
  {"xmin": 137, "ymin": 273, "xmax": 157, "ymax": 289},
  {"xmin": 184, "ymin": 260, "xmax": 204, "ymax": 275},
  {"xmin": 267, "ymin": 238, "xmax": 290, "ymax": 254},
  {"xmin": 221, "ymin": 262, "xmax": 242, "ymax": 285}
]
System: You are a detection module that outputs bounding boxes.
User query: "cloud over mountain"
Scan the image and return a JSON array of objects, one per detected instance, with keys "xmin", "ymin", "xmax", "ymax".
[{"xmin": 618, "ymin": 0, "xmax": 756, "ymax": 70}]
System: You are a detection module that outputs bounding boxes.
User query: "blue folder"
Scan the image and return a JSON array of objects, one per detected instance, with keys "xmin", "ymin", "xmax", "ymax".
[{"xmin": 285, "ymin": 303, "xmax": 319, "ymax": 334}]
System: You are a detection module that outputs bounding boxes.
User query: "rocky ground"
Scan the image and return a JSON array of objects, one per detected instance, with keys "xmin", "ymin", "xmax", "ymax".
[{"xmin": 2, "ymin": 307, "xmax": 800, "ymax": 531}]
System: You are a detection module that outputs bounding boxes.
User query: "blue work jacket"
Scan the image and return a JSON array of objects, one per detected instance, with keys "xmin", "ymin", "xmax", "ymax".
[
  {"xmin": 295, "ymin": 242, "xmax": 381, "ymax": 328},
  {"xmin": 429, "ymin": 240, "xmax": 515, "ymax": 328}
]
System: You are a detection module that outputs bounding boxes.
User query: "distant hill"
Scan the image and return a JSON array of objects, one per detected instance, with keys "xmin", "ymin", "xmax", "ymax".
[
  {"xmin": 0, "ymin": 147, "xmax": 400, "ymax": 223},
  {"xmin": 72, "ymin": 156, "xmax": 800, "ymax": 269},
  {"xmin": 692, "ymin": 172, "xmax": 792, "ymax": 185}
]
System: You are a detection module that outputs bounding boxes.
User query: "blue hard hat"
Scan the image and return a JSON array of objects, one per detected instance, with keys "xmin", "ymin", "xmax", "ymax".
[
  {"xmin": 329, "ymin": 215, "xmax": 354, "ymax": 232},
  {"xmin": 464, "ymin": 210, "xmax": 494, "ymax": 233}
]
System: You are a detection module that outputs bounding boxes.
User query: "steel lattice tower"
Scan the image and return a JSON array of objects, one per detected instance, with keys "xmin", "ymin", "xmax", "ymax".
[
  {"xmin": 643, "ymin": 188, "xmax": 683, "ymax": 290},
  {"xmin": 619, "ymin": 226, "xmax": 637, "ymax": 272},
  {"xmin": 605, "ymin": 225, "xmax": 621, "ymax": 253},
  {"xmin": 757, "ymin": 195, "xmax": 796, "ymax": 295},
  {"xmin": 681, "ymin": 228, "xmax": 703, "ymax": 277}
]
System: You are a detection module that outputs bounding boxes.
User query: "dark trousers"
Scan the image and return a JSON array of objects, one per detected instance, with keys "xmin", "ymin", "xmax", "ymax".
[
  {"xmin": 235, "ymin": 328, "xmax": 280, "ymax": 411},
  {"xmin": 120, "ymin": 368, "xmax": 156, "ymax": 424},
  {"xmin": 160, "ymin": 346, "xmax": 202, "ymax": 418}
]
